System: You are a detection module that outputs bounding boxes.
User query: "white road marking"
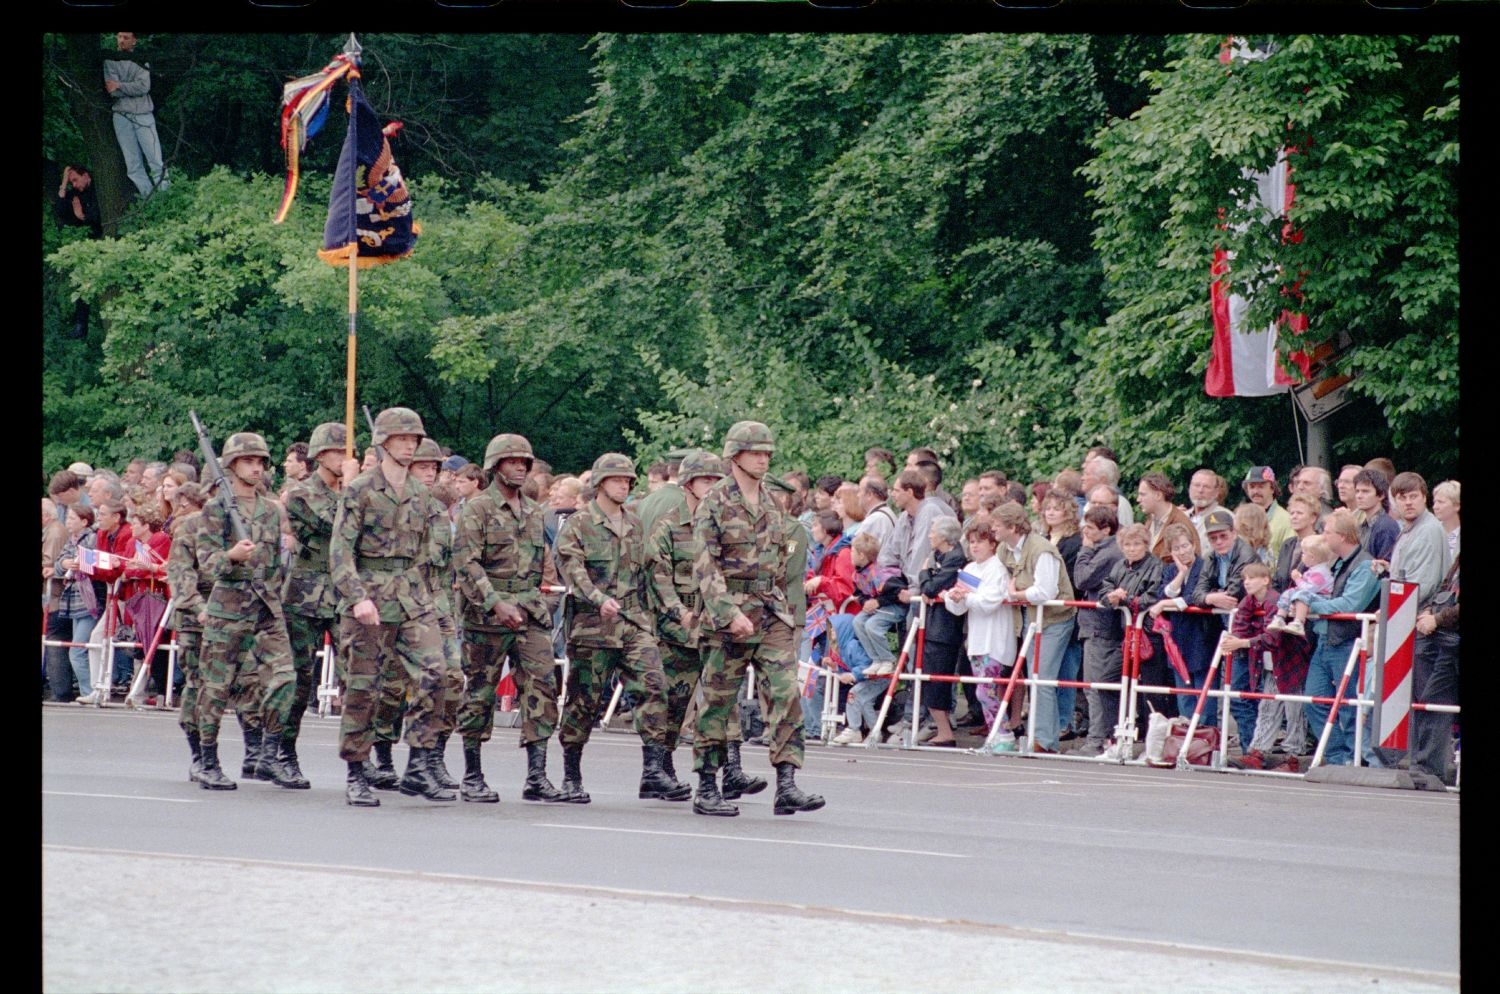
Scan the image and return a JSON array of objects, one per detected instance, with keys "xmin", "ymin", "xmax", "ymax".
[
  {"xmin": 43, "ymin": 790, "xmax": 200, "ymax": 804},
  {"xmin": 534, "ymin": 823, "xmax": 967, "ymax": 858}
]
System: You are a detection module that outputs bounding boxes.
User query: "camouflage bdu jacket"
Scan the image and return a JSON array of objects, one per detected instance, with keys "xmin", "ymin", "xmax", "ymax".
[
  {"xmin": 423, "ymin": 493, "xmax": 457, "ymax": 619},
  {"xmin": 282, "ymin": 472, "xmax": 341, "ymax": 620},
  {"xmin": 165, "ymin": 510, "xmax": 213, "ymax": 632},
  {"xmin": 196, "ymin": 492, "xmax": 289, "ymax": 620},
  {"xmin": 693, "ymin": 478, "xmax": 795, "ymax": 639},
  {"xmin": 556, "ymin": 500, "xmax": 654, "ymax": 648},
  {"xmin": 453, "ymin": 485, "xmax": 554, "ymax": 633},
  {"xmin": 648, "ymin": 500, "xmax": 703, "ymax": 648},
  {"xmin": 330, "ymin": 468, "xmax": 436, "ymax": 624}
]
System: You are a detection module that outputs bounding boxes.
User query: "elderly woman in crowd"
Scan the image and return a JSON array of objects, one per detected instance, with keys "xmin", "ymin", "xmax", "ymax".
[{"xmin": 1431, "ymin": 480, "xmax": 1460, "ymax": 561}]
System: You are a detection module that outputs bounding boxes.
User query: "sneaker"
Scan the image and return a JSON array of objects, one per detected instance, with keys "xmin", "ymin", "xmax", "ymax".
[
  {"xmin": 1230, "ymin": 750, "xmax": 1268, "ymax": 770},
  {"xmin": 986, "ymin": 733, "xmax": 1017, "ymax": 754},
  {"xmin": 1281, "ymin": 620, "xmax": 1306, "ymax": 638},
  {"xmin": 831, "ymin": 727, "xmax": 863, "ymax": 746},
  {"xmin": 866, "ymin": 662, "xmax": 893, "ymax": 677},
  {"xmin": 916, "ymin": 724, "xmax": 939, "ymax": 743},
  {"xmin": 1266, "ymin": 755, "xmax": 1301, "ymax": 773},
  {"xmin": 886, "ymin": 720, "xmax": 911, "ymax": 741},
  {"xmin": 1265, "ymin": 615, "xmax": 1288, "ymax": 633}
]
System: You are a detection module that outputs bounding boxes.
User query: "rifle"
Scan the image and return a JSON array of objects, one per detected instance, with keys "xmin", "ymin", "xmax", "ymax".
[
  {"xmin": 362, "ymin": 404, "xmax": 384, "ymax": 463},
  {"xmin": 188, "ymin": 409, "xmax": 251, "ymax": 543}
]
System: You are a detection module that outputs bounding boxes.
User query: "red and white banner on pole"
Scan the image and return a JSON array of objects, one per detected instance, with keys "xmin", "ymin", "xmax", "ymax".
[{"xmin": 1376, "ymin": 580, "xmax": 1418, "ymax": 750}]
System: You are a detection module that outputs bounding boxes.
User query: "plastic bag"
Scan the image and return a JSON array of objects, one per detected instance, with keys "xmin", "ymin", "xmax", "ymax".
[{"xmin": 1143, "ymin": 711, "xmax": 1173, "ymax": 767}]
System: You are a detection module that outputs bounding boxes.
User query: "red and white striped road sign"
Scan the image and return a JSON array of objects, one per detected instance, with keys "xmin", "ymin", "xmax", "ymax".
[{"xmin": 1378, "ymin": 580, "xmax": 1419, "ymax": 750}]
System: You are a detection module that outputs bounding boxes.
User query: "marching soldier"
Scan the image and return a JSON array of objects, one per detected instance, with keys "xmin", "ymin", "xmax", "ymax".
[
  {"xmin": 556, "ymin": 453, "xmax": 684, "ymax": 804},
  {"xmin": 330, "ymin": 407, "xmax": 454, "ymax": 806},
  {"xmin": 691, "ymin": 421, "xmax": 824, "ymax": 817},
  {"xmin": 646, "ymin": 450, "xmax": 764, "ymax": 798},
  {"xmin": 279, "ymin": 422, "xmax": 357, "ymax": 789},
  {"xmin": 192, "ymin": 432, "xmax": 300, "ymax": 791},
  {"xmin": 452, "ymin": 433, "xmax": 567, "ymax": 804},
  {"xmin": 163, "ymin": 482, "xmax": 209, "ymax": 780},
  {"xmin": 366, "ymin": 437, "xmax": 465, "ymax": 791}
]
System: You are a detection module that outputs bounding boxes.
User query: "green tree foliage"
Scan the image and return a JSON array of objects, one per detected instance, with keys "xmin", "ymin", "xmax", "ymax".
[{"xmin": 43, "ymin": 33, "xmax": 1457, "ymax": 489}]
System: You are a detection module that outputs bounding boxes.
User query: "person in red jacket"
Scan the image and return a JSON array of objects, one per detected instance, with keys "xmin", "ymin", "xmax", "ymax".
[
  {"xmin": 123, "ymin": 499, "xmax": 173, "ymax": 701},
  {"xmin": 801, "ymin": 511, "xmax": 857, "ymax": 739},
  {"xmin": 92, "ymin": 499, "xmax": 136, "ymax": 690}
]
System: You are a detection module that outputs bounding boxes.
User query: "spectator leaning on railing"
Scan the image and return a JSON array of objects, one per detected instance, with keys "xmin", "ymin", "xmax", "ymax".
[{"xmin": 1073, "ymin": 505, "xmax": 1124, "ymax": 756}]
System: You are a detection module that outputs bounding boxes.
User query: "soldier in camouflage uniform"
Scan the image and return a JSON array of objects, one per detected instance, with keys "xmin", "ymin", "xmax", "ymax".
[
  {"xmin": 556, "ymin": 453, "xmax": 685, "ymax": 804},
  {"xmin": 691, "ymin": 422, "xmax": 825, "ymax": 817},
  {"xmin": 366, "ymin": 437, "xmax": 464, "ymax": 791},
  {"xmin": 192, "ymin": 432, "xmax": 301, "ymax": 791},
  {"xmin": 164, "ymin": 482, "xmax": 210, "ymax": 780},
  {"xmin": 330, "ymin": 407, "xmax": 454, "ymax": 806},
  {"xmin": 452, "ymin": 433, "xmax": 567, "ymax": 804},
  {"xmin": 279, "ymin": 421, "xmax": 356, "ymax": 790},
  {"xmin": 646, "ymin": 450, "xmax": 765, "ymax": 799}
]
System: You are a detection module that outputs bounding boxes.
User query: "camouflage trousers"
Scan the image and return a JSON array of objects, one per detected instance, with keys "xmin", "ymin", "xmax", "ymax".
[
  {"xmin": 195, "ymin": 603, "xmax": 295, "ymax": 748},
  {"xmin": 337, "ymin": 611, "xmax": 445, "ymax": 762},
  {"xmin": 560, "ymin": 626, "xmax": 671, "ymax": 750},
  {"xmin": 458, "ymin": 623, "xmax": 558, "ymax": 747},
  {"xmin": 658, "ymin": 639, "xmax": 704, "ymax": 752},
  {"xmin": 694, "ymin": 618, "xmax": 804, "ymax": 772},
  {"xmin": 283, "ymin": 612, "xmax": 336, "ymax": 742},
  {"xmin": 374, "ymin": 610, "xmax": 463, "ymax": 743},
  {"xmin": 175, "ymin": 627, "xmax": 201, "ymax": 736}
]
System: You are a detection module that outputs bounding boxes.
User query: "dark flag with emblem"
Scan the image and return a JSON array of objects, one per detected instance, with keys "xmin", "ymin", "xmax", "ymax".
[{"xmin": 318, "ymin": 74, "xmax": 419, "ymax": 266}]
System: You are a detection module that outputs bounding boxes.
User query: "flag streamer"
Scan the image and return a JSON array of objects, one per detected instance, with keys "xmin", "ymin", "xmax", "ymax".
[{"xmin": 273, "ymin": 54, "xmax": 357, "ymax": 224}]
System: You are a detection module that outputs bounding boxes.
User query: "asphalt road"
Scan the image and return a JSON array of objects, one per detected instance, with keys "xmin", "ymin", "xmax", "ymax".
[{"xmin": 41, "ymin": 704, "xmax": 1460, "ymax": 992}]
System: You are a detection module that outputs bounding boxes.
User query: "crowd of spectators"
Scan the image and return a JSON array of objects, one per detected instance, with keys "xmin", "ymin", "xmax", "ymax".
[{"xmin": 42, "ymin": 437, "xmax": 1460, "ymax": 785}]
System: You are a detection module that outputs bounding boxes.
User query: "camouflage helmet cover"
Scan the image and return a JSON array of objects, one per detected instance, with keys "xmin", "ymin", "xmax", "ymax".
[
  {"xmin": 412, "ymin": 438, "xmax": 445, "ymax": 465},
  {"xmin": 722, "ymin": 420, "xmax": 775, "ymax": 459},
  {"xmin": 590, "ymin": 452, "xmax": 638, "ymax": 483},
  {"xmin": 306, "ymin": 422, "xmax": 348, "ymax": 460},
  {"xmin": 372, "ymin": 406, "xmax": 426, "ymax": 446},
  {"xmin": 482, "ymin": 433, "xmax": 535, "ymax": 472},
  {"xmin": 221, "ymin": 432, "xmax": 271, "ymax": 464},
  {"xmin": 678, "ymin": 449, "xmax": 725, "ymax": 484}
]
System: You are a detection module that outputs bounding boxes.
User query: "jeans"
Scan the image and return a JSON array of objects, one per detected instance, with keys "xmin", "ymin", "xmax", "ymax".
[
  {"xmin": 1304, "ymin": 637, "xmax": 1359, "ymax": 765},
  {"xmin": 1225, "ymin": 650, "xmax": 1258, "ymax": 749},
  {"xmin": 853, "ymin": 604, "xmax": 906, "ymax": 664},
  {"xmin": 112, "ymin": 111, "xmax": 167, "ymax": 198},
  {"xmin": 844, "ymin": 679, "xmax": 886, "ymax": 732},
  {"xmin": 1057, "ymin": 636, "xmax": 1083, "ymax": 733},
  {"xmin": 70, "ymin": 615, "xmax": 97, "ymax": 696},
  {"xmin": 1028, "ymin": 616, "xmax": 1077, "ymax": 751},
  {"xmin": 1173, "ymin": 666, "xmax": 1219, "ymax": 728}
]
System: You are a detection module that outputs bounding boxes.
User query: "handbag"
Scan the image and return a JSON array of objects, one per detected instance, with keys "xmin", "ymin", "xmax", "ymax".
[{"xmin": 1154, "ymin": 717, "xmax": 1220, "ymax": 767}]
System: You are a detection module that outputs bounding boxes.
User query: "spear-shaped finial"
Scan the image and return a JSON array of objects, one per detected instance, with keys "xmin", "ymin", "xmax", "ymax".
[{"xmin": 343, "ymin": 33, "xmax": 362, "ymax": 63}]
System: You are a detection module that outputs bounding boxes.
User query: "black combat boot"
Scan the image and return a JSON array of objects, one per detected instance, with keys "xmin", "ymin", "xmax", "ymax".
[
  {"xmin": 521, "ymin": 740, "xmax": 566, "ymax": 802},
  {"xmin": 639, "ymin": 745, "xmax": 692, "ymax": 801},
  {"xmin": 399, "ymin": 747, "xmax": 457, "ymax": 802},
  {"xmin": 431, "ymin": 733, "xmax": 459, "ymax": 791},
  {"xmin": 692, "ymin": 767, "xmax": 738, "ymax": 817},
  {"xmin": 277, "ymin": 737, "xmax": 312, "ymax": 789},
  {"xmin": 196, "ymin": 743, "xmax": 237, "ymax": 791},
  {"xmin": 345, "ymin": 760, "xmax": 379, "ymax": 807},
  {"xmin": 241, "ymin": 725, "xmax": 265, "ymax": 780},
  {"xmin": 253, "ymin": 731, "xmax": 305, "ymax": 789},
  {"xmin": 721, "ymin": 740, "xmax": 767, "ymax": 800},
  {"xmin": 660, "ymin": 746, "xmax": 686, "ymax": 791},
  {"xmin": 366, "ymin": 740, "xmax": 400, "ymax": 790},
  {"xmin": 772, "ymin": 762, "xmax": 825, "ymax": 815},
  {"xmin": 461, "ymin": 742, "xmax": 499, "ymax": 803},
  {"xmin": 557, "ymin": 745, "xmax": 591, "ymax": 804},
  {"xmin": 186, "ymin": 730, "xmax": 202, "ymax": 783}
]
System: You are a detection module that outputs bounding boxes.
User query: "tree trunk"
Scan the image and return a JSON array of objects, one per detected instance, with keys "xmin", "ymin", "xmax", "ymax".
[{"xmin": 56, "ymin": 34, "xmax": 129, "ymax": 237}]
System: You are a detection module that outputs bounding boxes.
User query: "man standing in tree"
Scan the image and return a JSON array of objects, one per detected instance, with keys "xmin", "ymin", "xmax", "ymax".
[
  {"xmin": 451, "ymin": 434, "xmax": 567, "ymax": 804},
  {"xmin": 330, "ymin": 408, "xmax": 454, "ymax": 806},
  {"xmin": 691, "ymin": 422, "xmax": 824, "ymax": 818},
  {"xmin": 556, "ymin": 453, "xmax": 684, "ymax": 804},
  {"xmin": 192, "ymin": 433, "xmax": 299, "ymax": 791},
  {"xmin": 103, "ymin": 32, "xmax": 168, "ymax": 198}
]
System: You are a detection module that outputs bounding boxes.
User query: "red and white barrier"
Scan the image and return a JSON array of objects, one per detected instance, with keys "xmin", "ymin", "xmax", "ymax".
[{"xmin": 1374, "ymin": 579, "xmax": 1418, "ymax": 751}]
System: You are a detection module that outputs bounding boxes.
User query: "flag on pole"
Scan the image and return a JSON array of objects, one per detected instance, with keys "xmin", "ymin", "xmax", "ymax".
[
  {"xmin": 78, "ymin": 546, "xmax": 99, "ymax": 576},
  {"xmin": 273, "ymin": 54, "xmax": 358, "ymax": 224},
  {"xmin": 317, "ymin": 74, "xmax": 419, "ymax": 266}
]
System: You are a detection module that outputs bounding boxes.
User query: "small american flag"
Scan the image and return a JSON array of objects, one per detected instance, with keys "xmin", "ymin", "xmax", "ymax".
[{"xmin": 78, "ymin": 547, "xmax": 99, "ymax": 575}]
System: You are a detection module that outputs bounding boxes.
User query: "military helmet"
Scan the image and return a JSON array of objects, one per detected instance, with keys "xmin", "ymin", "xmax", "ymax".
[
  {"xmin": 722, "ymin": 420, "xmax": 775, "ymax": 459},
  {"xmin": 590, "ymin": 452, "xmax": 638, "ymax": 484},
  {"xmin": 371, "ymin": 406, "xmax": 426, "ymax": 446},
  {"xmin": 482, "ymin": 433, "xmax": 535, "ymax": 473},
  {"xmin": 306, "ymin": 422, "xmax": 348, "ymax": 460},
  {"xmin": 221, "ymin": 432, "xmax": 271, "ymax": 465},
  {"xmin": 678, "ymin": 449, "xmax": 725, "ymax": 485},
  {"xmin": 412, "ymin": 438, "xmax": 445, "ymax": 465}
]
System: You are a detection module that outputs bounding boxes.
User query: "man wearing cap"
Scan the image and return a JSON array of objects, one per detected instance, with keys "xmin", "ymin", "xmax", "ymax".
[
  {"xmin": 192, "ymin": 432, "xmax": 300, "ymax": 791},
  {"xmin": 438, "ymin": 454, "xmax": 468, "ymax": 491},
  {"xmin": 1190, "ymin": 508, "xmax": 1261, "ymax": 740},
  {"xmin": 691, "ymin": 422, "xmax": 824, "ymax": 818},
  {"xmin": 1242, "ymin": 466, "xmax": 1293, "ymax": 569},
  {"xmin": 330, "ymin": 407, "xmax": 454, "ymax": 806},
  {"xmin": 554, "ymin": 453, "xmax": 682, "ymax": 804},
  {"xmin": 280, "ymin": 422, "xmax": 359, "ymax": 789},
  {"xmin": 452, "ymin": 433, "xmax": 567, "ymax": 805}
]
